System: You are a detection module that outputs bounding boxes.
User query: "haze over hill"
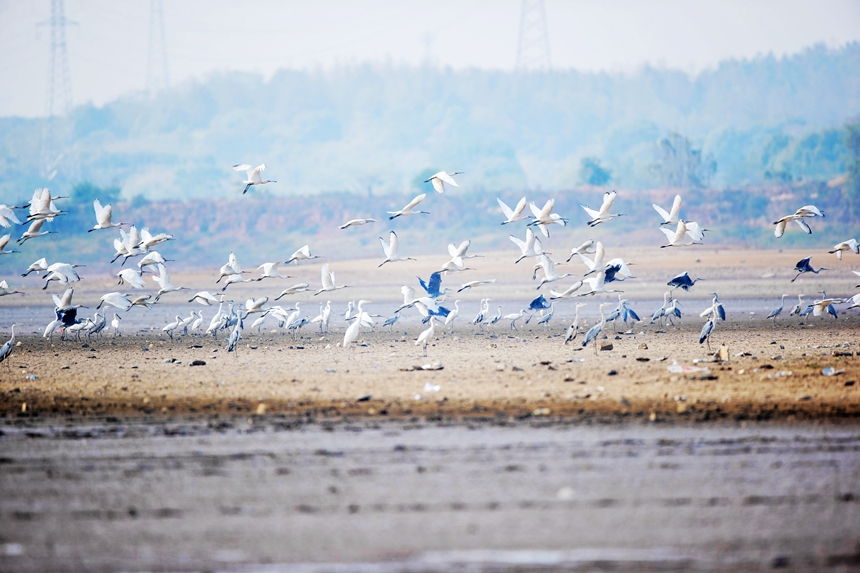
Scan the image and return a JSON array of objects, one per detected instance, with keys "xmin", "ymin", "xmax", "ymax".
[{"xmin": 0, "ymin": 43, "xmax": 858, "ymax": 203}]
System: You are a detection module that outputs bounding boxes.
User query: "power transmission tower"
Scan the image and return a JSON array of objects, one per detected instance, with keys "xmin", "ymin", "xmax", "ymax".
[
  {"xmin": 41, "ymin": 0, "xmax": 75, "ymax": 180},
  {"xmin": 147, "ymin": 0, "xmax": 169, "ymax": 96},
  {"xmin": 516, "ymin": 0, "xmax": 551, "ymax": 71}
]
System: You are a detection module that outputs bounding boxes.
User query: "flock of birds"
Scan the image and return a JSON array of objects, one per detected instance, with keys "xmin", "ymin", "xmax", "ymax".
[{"xmin": 1, "ymin": 171, "xmax": 859, "ymax": 365}]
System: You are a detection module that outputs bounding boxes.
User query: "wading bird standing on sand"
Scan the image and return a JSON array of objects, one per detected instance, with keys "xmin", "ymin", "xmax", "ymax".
[
  {"xmin": 766, "ymin": 294, "xmax": 788, "ymax": 326},
  {"xmin": 0, "ymin": 325, "xmax": 18, "ymax": 364},
  {"xmin": 415, "ymin": 316, "xmax": 439, "ymax": 356},
  {"xmin": 564, "ymin": 303, "xmax": 588, "ymax": 344},
  {"xmin": 583, "ymin": 303, "xmax": 613, "ymax": 353}
]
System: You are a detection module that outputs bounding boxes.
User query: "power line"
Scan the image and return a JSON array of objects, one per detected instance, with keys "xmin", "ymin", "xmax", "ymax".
[
  {"xmin": 147, "ymin": 0, "xmax": 169, "ymax": 96},
  {"xmin": 516, "ymin": 0, "xmax": 551, "ymax": 71}
]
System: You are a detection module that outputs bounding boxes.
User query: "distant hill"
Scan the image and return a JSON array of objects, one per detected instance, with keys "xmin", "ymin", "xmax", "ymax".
[{"xmin": 0, "ymin": 43, "xmax": 858, "ymax": 204}]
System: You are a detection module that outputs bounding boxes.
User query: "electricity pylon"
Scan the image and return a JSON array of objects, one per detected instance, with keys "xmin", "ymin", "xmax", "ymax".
[
  {"xmin": 147, "ymin": 0, "xmax": 170, "ymax": 96},
  {"xmin": 41, "ymin": 0, "xmax": 74, "ymax": 180},
  {"xmin": 516, "ymin": 0, "xmax": 551, "ymax": 71}
]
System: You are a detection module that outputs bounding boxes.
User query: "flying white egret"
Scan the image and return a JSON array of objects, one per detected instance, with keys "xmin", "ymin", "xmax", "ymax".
[
  {"xmin": 52, "ymin": 287, "xmax": 78, "ymax": 311},
  {"xmin": 114, "ymin": 226, "xmax": 146, "ymax": 264},
  {"xmin": 457, "ymin": 279, "xmax": 496, "ymax": 293},
  {"xmin": 275, "ymin": 283, "xmax": 311, "ymax": 300},
  {"xmin": 773, "ymin": 205, "xmax": 824, "ymax": 238},
  {"xmin": 0, "ymin": 324, "xmax": 18, "ymax": 362},
  {"xmin": 138, "ymin": 228, "xmax": 173, "ymax": 251},
  {"xmin": 286, "ymin": 245, "xmax": 321, "ymax": 265},
  {"xmin": 116, "ymin": 268, "xmax": 146, "ymax": 289},
  {"xmin": 766, "ymin": 294, "xmax": 788, "ymax": 326},
  {"xmin": 88, "ymin": 199, "xmax": 125, "ymax": 232},
  {"xmin": 438, "ymin": 258, "xmax": 472, "ymax": 273},
  {"xmin": 533, "ymin": 255, "xmax": 571, "ymax": 290},
  {"xmin": 581, "ymin": 191, "xmax": 624, "ymax": 227},
  {"xmin": 97, "ymin": 292, "xmax": 133, "ymax": 311},
  {"xmin": 129, "ymin": 294, "xmax": 154, "ymax": 309},
  {"xmin": 233, "ymin": 163, "xmax": 275, "ymax": 194},
  {"xmin": 315, "ymin": 264, "xmax": 347, "ymax": 296},
  {"xmin": 509, "ymin": 227, "xmax": 545, "ymax": 264},
  {"xmin": 549, "ymin": 281, "xmax": 585, "ymax": 300},
  {"xmin": 216, "ymin": 252, "xmax": 243, "ymax": 283},
  {"xmin": 791, "ymin": 257, "xmax": 827, "ymax": 282},
  {"xmin": 18, "ymin": 219, "xmax": 54, "ymax": 244},
  {"xmin": 528, "ymin": 198, "xmax": 568, "ymax": 237},
  {"xmin": 111, "ymin": 313, "xmax": 122, "ymax": 337},
  {"xmin": 576, "ymin": 241, "xmax": 606, "ymax": 273},
  {"xmin": 684, "ymin": 221, "xmax": 710, "ymax": 243},
  {"xmin": 243, "ymin": 297, "xmax": 269, "ymax": 317},
  {"xmin": 448, "ymin": 239, "xmax": 481, "ymax": 261},
  {"xmin": 42, "ymin": 262, "xmax": 82, "ymax": 289},
  {"xmin": 163, "ymin": 315, "xmax": 182, "ymax": 339},
  {"xmin": 378, "ymin": 230, "xmax": 416, "ymax": 267},
  {"xmin": 256, "ymin": 262, "xmax": 291, "ymax": 281},
  {"xmin": 0, "ymin": 234, "xmax": 19, "ymax": 255},
  {"xmin": 497, "ymin": 196, "xmax": 532, "ymax": 224},
  {"xmin": 577, "ymin": 271, "xmax": 622, "ymax": 297},
  {"xmin": 152, "ymin": 263, "xmax": 187, "ymax": 300},
  {"xmin": 582, "ymin": 302, "xmax": 613, "ymax": 352},
  {"xmin": 415, "ymin": 316, "xmax": 439, "ymax": 356},
  {"xmin": 652, "ymin": 194, "xmax": 682, "ymax": 226},
  {"xmin": 0, "ymin": 205, "xmax": 22, "ymax": 228},
  {"xmin": 21, "ymin": 257, "xmax": 48, "ymax": 277},
  {"xmin": 221, "ymin": 274, "xmax": 254, "ymax": 291},
  {"xmin": 26, "ymin": 188, "xmax": 64, "ymax": 222},
  {"xmin": 388, "ymin": 193, "xmax": 429, "ymax": 220},
  {"xmin": 660, "ymin": 220, "xmax": 700, "ymax": 248},
  {"xmin": 829, "ymin": 239, "xmax": 859, "ymax": 260},
  {"xmin": 564, "ymin": 303, "xmax": 588, "ymax": 344},
  {"xmin": 0, "ymin": 280, "xmax": 22, "ymax": 296},
  {"xmin": 189, "ymin": 291, "xmax": 220, "ymax": 306},
  {"xmin": 444, "ymin": 300, "xmax": 462, "ymax": 332},
  {"xmin": 425, "ymin": 171, "xmax": 462, "ymax": 193},
  {"xmin": 137, "ymin": 251, "xmax": 171, "ymax": 272},
  {"xmin": 340, "ymin": 218, "xmax": 377, "ymax": 229},
  {"xmin": 810, "ymin": 291, "xmax": 843, "ymax": 318},
  {"xmin": 566, "ymin": 239, "xmax": 596, "ymax": 262}
]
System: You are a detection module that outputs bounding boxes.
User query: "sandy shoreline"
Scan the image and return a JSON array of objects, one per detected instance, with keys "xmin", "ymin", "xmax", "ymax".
[{"xmin": 2, "ymin": 317, "xmax": 859, "ymax": 424}]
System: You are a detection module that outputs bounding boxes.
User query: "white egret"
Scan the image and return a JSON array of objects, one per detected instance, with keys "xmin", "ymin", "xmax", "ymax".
[
  {"xmin": 152, "ymin": 263, "xmax": 187, "ymax": 301},
  {"xmin": 810, "ymin": 291, "xmax": 842, "ymax": 318},
  {"xmin": 221, "ymin": 274, "xmax": 254, "ymax": 291},
  {"xmin": 497, "ymin": 196, "xmax": 532, "ymax": 224},
  {"xmin": 256, "ymin": 262, "xmax": 292, "ymax": 281},
  {"xmin": 447, "ymin": 239, "xmax": 481, "ymax": 261},
  {"xmin": 503, "ymin": 309, "xmax": 528, "ymax": 332},
  {"xmin": 581, "ymin": 191, "xmax": 624, "ymax": 227},
  {"xmin": 88, "ymin": 199, "xmax": 125, "ymax": 232},
  {"xmin": 216, "ymin": 252, "xmax": 243, "ymax": 283},
  {"xmin": 138, "ymin": 251, "xmax": 172, "ymax": 271},
  {"xmin": 379, "ymin": 230, "xmax": 416, "ymax": 267},
  {"xmin": 829, "ymin": 239, "xmax": 859, "ymax": 260},
  {"xmin": 549, "ymin": 281, "xmax": 584, "ymax": 300},
  {"xmin": 97, "ymin": 292, "xmax": 133, "ymax": 311},
  {"xmin": 653, "ymin": 194, "xmax": 682, "ymax": 226},
  {"xmin": 116, "ymin": 226, "xmax": 145, "ymax": 264},
  {"xmin": 117, "ymin": 268, "xmax": 146, "ymax": 289},
  {"xmin": 340, "ymin": 218, "xmax": 377, "ymax": 229},
  {"xmin": 111, "ymin": 313, "xmax": 122, "ymax": 337},
  {"xmin": 233, "ymin": 163, "xmax": 275, "ymax": 194},
  {"xmin": 791, "ymin": 257, "xmax": 827, "ymax": 282},
  {"xmin": 275, "ymin": 283, "xmax": 311, "ymax": 300},
  {"xmin": 509, "ymin": 227, "xmax": 545, "ymax": 264},
  {"xmin": 0, "ymin": 205, "xmax": 22, "ymax": 228},
  {"xmin": 582, "ymin": 302, "xmax": 613, "ymax": 352},
  {"xmin": 138, "ymin": 228, "xmax": 173, "ymax": 251},
  {"xmin": 163, "ymin": 315, "xmax": 182, "ymax": 339},
  {"xmin": 415, "ymin": 317, "xmax": 439, "ymax": 356},
  {"xmin": 577, "ymin": 271, "xmax": 622, "ymax": 297},
  {"xmin": 311, "ymin": 301, "xmax": 332, "ymax": 333},
  {"xmin": 343, "ymin": 313, "xmax": 362, "ymax": 350},
  {"xmin": 187, "ymin": 291, "xmax": 219, "ymax": 306},
  {"xmin": 42, "ymin": 263, "xmax": 82, "ymax": 289},
  {"xmin": 129, "ymin": 294, "xmax": 154, "ymax": 309},
  {"xmin": 425, "ymin": 171, "xmax": 462, "ymax": 193},
  {"xmin": 660, "ymin": 220, "xmax": 700, "ymax": 248},
  {"xmin": 388, "ymin": 193, "xmax": 429, "ymax": 220},
  {"xmin": 533, "ymin": 255, "xmax": 571, "ymax": 290},
  {"xmin": 52, "ymin": 287, "xmax": 77, "ymax": 310},
  {"xmin": 444, "ymin": 300, "xmax": 462, "ymax": 332},
  {"xmin": 566, "ymin": 239, "xmax": 596, "ymax": 262},
  {"xmin": 344, "ymin": 300, "xmax": 356, "ymax": 321},
  {"xmin": 190, "ymin": 311, "xmax": 204, "ymax": 332},
  {"xmin": 575, "ymin": 241, "xmax": 605, "ymax": 273},
  {"xmin": 243, "ymin": 297, "xmax": 269, "ymax": 316},
  {"xmin": 457, "ymin": 279, "xmax": 496, "ymax": 293},
  {"xmin": 286, "ymin": 245, "xmax": 321, "ymax": 265},
  {"xmin": 684, "ymin": 221, "xmax": 711, "ymax": 243},
  {"xmin": 21, "ymin": 257, "xmax": 48, "ymax": 277},
  {"xmin": 0, "ymin": 280, "xmax": 22, "ymax": 296},
  {"xmin": 178, "ymin": 312, "xmax": 196, "ymax": 335},
  {"xmin": 26, "ymin": 188, "xmax": 64, "ymax": 222},
  {"xmin": 774, "ymin": 205, "xmax": 824, "ymax": 238},
  {"xmin": 438, "ymin": 257, "xmax": 473, "ymax": 273},
  {"xmin": 528, "ymin": 198, "xmax": 568, "ymax": 237},
  {"xmin": 0, "ymin": 234, "xmax": 19, "ymax": 255},
  {"xmin": 18, "ymin": 219, "xmax": 54, "ymax": 244},
  {"xmin": 314, "ymin": 264, "xmax": 347, "ymax": 296}
]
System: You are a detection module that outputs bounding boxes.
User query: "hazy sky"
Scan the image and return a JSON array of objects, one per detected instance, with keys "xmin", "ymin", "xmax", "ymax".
[{"xmin": 1, "ymin": 0, "xmax": 859, "ymax": 118}]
